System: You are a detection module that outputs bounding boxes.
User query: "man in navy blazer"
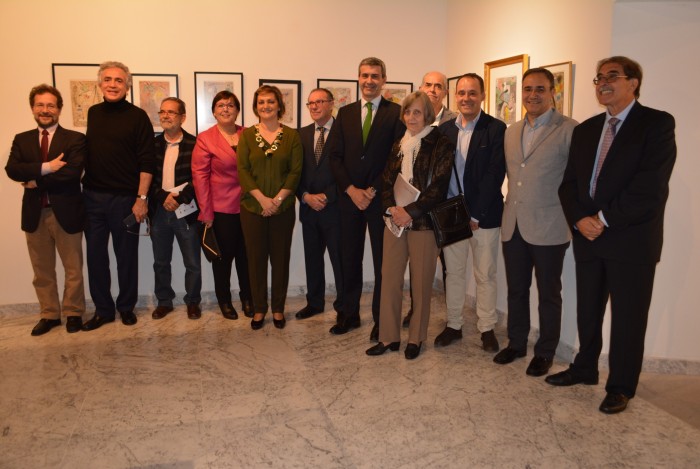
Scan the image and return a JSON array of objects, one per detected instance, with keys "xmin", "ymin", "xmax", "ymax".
[
  {"xmin": 551, "ymin": 56, "xmax": 676, "ymax": 414},
  {"xmin": 5, "ymin": 84, "xmax": 86, "ymax": 336},
  {"xmin": 295, "ymin": 88, "xmax": 344, "ymax": 320},
  {"xmin": 436, "ymin": 73, "xmax": 506, "ymax": 353},
  {"xmin": 328, "ymin": 57, "xmax": 405, "ymax": 340}
]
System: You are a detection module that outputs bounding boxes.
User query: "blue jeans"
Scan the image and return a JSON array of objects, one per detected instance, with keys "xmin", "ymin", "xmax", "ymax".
[{"xmin": 150, "ymin": 205, "xmax": 202, "ymax": 307}]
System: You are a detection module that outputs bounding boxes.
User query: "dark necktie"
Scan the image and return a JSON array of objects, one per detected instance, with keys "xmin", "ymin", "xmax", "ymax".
[
  {"xmin": 591, "ymin": 117, "xmax": 620, "ymax": 197},
  {"xmin": 315, "ymin": 126, "xmax": 325, "ymax": 165},
  {"xmin": 362, "ymin": 102, "xmax": 373, "ymax": 145},
  {"xmin": 40, "ymin": 129, "xmax": 49, "ymax": 207}
]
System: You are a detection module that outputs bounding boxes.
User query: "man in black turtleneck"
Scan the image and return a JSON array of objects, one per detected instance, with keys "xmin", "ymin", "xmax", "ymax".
[{"xmin": 81, "ymin": 61, "xmax": 155, "ymax": 331}]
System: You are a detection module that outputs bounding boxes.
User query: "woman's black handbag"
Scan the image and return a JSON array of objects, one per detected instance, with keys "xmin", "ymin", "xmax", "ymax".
[{"xmin": 428, "ymin": 162, "xmax": 473, "ymax": 248}]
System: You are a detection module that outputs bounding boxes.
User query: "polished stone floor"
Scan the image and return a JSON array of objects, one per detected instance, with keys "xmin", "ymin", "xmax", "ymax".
[{"xmin": 1, "ymin": 292, "xmax": 699, "ymax": 468}]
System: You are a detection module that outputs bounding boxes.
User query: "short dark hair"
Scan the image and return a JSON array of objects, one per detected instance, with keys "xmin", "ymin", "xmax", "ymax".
[
  {"xmin": 211, "ymin": 91, "xmax": 240, "ymax": 113},
  {"xmin": 358, "ymin": 57, "xmax": 387, "ymax": 78},
  {"xmin": 597, "ymin": 56, "xmax": 643, "ymax": 98},
  {"xmin": 253, "ymin": 85, "xmax": 285, "ymax": 119},
  {"xmin": 309, "ymin": 88, "xmax": 334, "ymax": 101},
  {"xmin": 522, "ymin": 68, "xmax": 555, "ymax": 89},
  {"xmin": 162, "ymin": 97, "xmax": 186, "ymax": 115},
  {"xmin": 457, "ymin": 73, "xmax": 485, "ymax": 93},
  {"xmin": 400, "ymin": 91, "xmax": 435, "ymax": 128},
  {"xmin": 29, "ymin": 84, "xmax": 63, "ymax": 109}
]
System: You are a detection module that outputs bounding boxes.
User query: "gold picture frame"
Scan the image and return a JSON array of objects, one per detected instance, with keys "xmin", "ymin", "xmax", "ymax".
[{"xmin": 484, "ymin": 54, "xmax": 529, "ymax": 125}]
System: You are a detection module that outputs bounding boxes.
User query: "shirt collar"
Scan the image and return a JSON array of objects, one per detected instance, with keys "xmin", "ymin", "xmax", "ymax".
[
  {"xmin": 455, "ymin": 111, "xmax": 480, "ymax": 131},
  {"xmin": 38, "ymin": 123, "xmax": 58, "ymax": 135},
  {"xmin": 606, "ymin": 99, "xmax": 635, "ymax": 124},
  {"xmin": 525, "ymin": 108, "xmax": 554, "ymax": 130},
  {"xmin": 361, "ymin": 95, "xmax": 382, "ymax": 110},
  {"xmin": 164, "ymin": 131, "xmax": 183, "ymax": 145}
]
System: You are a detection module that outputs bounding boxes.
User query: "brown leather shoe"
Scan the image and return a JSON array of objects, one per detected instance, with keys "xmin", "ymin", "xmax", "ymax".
[
  {"xmin": 187, "ymin": 304, "xmax": 201, "ymax": 320},
  {"xmin": 152, "ymin": 306, "xmax": 174, "ymax": 320},
  {"xmin": 599, "ymin": 392, "xmax": 630, "ymax": 414},
  {"xmin": 481, "ymin": 330, "xmax": 500, "ymax": 352}
]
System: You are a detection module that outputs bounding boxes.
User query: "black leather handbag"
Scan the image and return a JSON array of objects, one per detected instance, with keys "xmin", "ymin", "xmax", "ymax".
[{"xmin": 428, "ymin": 162, "xmax": 473, "ymax": 248}]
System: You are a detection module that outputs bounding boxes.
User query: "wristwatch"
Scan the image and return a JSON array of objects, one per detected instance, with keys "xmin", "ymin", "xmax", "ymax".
[{"xmin": 138, "ymin": 194, "xmax": 148, "ymax": 201}]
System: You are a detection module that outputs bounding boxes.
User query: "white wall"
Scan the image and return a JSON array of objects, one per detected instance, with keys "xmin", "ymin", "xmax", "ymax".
[{"xmin": 1, "ymin": 0, "xmax": 698, "ymax": 364}]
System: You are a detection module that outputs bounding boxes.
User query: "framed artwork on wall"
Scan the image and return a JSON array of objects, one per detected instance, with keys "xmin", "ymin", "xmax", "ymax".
[
  {"xmin": 484, "ymin": 54, "xmax": 529, "ymax": 126},
  {"xmin": 259, "ymin": 79, "xmax": 302, "ymax": 129},
  {"xmin": 317, "ymin": 79, "xmax": 358, "ymax": 117},
  {"xmin": 382, "ymin": 81, "xmax": 413, "ymax": 105},
  {"xmin": 194, "ymin": 71, "xmax": 244, "ymax": 134},
  {"xmin": 540, "ymin": 61, "xmax": 573, "ymax": 117},
  {"xmin": 447, "ymin": 74, "xmax": 464, "ymax": 112},
  {"xmin": 131, "ymin": 73, "xmax": 179, "ymax": 132},
  {"xmin": 51, "ymin": 63, "xmax": 102, "ymax": 131}
]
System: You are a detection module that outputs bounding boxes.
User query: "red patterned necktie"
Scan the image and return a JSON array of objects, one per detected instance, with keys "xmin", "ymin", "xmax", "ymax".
[
  {"xmin": 591, "ymin": 117, "xmax": 619, "ymax": 197},
  {"xmin": 40, "ymin": 129, "xmax": 49, "ymax": 207}
]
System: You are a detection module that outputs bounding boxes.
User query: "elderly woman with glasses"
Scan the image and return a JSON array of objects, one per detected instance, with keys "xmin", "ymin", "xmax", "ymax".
[
  {"xmin": 366, "ymin": 91, "xmax": 454, "ymax": 360},
  {"xmin": 192, "ymin": 90, "xmax": 253, "ymax": 320},
  {"xmin": 238, "ymin": 85, "xmax": 303, "ymax": 330}
]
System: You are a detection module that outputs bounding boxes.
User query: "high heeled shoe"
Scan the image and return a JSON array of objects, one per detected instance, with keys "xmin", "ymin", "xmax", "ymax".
[
  {"xmin": 404, "ymin": 342, "xmax": 422, "ymax": 360},
  {"xmin": 366, "ymin": 342, "xmax": 400, "ymax": 356},
  {"xmin": 251, "ymin": 313, "xmax": 266, "ymax": 330},
  {"xmin": 272, "ymin": 312, "xmax": 286, "ymax": 329}
]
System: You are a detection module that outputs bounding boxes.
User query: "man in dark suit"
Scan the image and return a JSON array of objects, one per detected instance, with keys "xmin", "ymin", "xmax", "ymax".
[
  {"xmin": 551, "ymin": 56, "xmax": 676, "ymax": 414},
  {"xmin": 295, "ymin": 88, "xmax": 343, "ymax": 320},
  {"xmin": 328, "ymin": 57, "xmax": 405, "ymax": 340},
  {"xmin": 5, "ymin": 84, "xmax": 86, "ymax": 335},
  {"xmin": 149, "ymin": 98, "xmax": 202, "ymax": 320},
  {"xmin": 436, "ymin": 73, "xmax": 506, "ymax": 353}
]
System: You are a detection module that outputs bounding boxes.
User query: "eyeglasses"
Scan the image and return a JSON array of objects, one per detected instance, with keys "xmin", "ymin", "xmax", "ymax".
[
  {"xmin": 305, "ymin": 99, "xmax": 333, "ymax": 107},
  {"xmin": 215, "ymin": 103, "xmax": 237, "ymax": 110},
  {"xmin": 126, "ymin": 216, "xmax": 151, "ymax": 236},
  {"xmin": 157, "ymin": 110, "xmax": 182, "ymax": 116},
  {"xmin": 593, "ymin": 74, "xmax": 629, "ymax": 85},
  {"xmin": 33, "ymin": 103, "xmax": 58, "ymax": 111}
]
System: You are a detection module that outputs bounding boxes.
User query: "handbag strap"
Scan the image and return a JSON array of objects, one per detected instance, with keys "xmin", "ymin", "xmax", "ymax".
[{"xmin": 427, "ymin": 146, "xmax": 463, "ymax": 196}]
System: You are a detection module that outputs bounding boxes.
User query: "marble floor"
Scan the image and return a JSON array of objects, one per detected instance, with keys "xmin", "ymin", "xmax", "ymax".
[{"xmin": 1, "ymin": 292, "xmax": 699, "ymax": 469}]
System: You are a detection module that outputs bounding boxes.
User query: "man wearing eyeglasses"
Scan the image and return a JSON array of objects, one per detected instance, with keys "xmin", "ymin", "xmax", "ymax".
[
  {"xmin": 552, "ymin": 56, "xmax": 676, "ymax": 414},
  {"xmin": 493, "ymin": 68, "xmax": 577, "ymax": 377},
  {"xmin": 5, "ymin": 84, "xmax": 86, "ymax": 336},
  {"xmin": 149, "ymin": 98, "xmax": 201, "ymax": 320},
  {"xmin": 294, "ymin": 89, "xmax": 344, "ymax": 320},
  {"xmin": 81, "ymin": 61, "xmax": 155, "ymax": 331}
]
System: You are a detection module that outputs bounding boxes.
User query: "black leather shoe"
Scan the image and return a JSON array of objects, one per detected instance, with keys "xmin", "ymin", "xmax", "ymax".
[
  {"xmin": 599, "ymin": 392, "xmax": 630, "ymax": 414},
  {"xmin": 241, "ymin": 299, "xmax": 254, "ymax": 318},
  {"xmin": 219, "ymin": 302, "xmax": 238, "ymax": 320},
  {"xmin": 329, "ymin": 316, "xmax": 361, "ymax": 335},
  {"xmin": 273, "ymin": 313, "xmax": 286, "ymax": 329},
  {"xmin": 295, "ymin": 305, "xmax": 321, "ymax": 319},
  {"xmin": 152, "ymin": 306, "xmax": 173, "ymax": 320},
  {"xmin": 369, "ymin": 323, "xmax": 379, "ymax": 342},
  {"xmin": 493, "ymin": 347, "xmax": 526, "ymax": 364},
  {"xmin": 31, "ymin": 318, "xmax": 61, "ymax": 336},
  {"xmin": 187, "ymin": 304, "xmax": 201, "ymax": 320},
  {"xmin": 251, "ymin": 313, "xmax": 266, "ymax": 330},
  {"xmin": 434, "ymin": 327, "xmax": 462, "ymax": 347},
  {"xmin": 545, "ymin": 368, "xmax": 599, "ymax": 386},
  {"xmin": 366, "ymin": 342, "xmax": 400, "ymax": 356},
  {"xmin": 404, "ymin": 342, "xmax": 422, "ymax": 360},
  {"xmin": 481, "ymin": 330, "xmax": 500, "ymax": 352},
  {"xmin": 120, "ymin": 311, "xmax": 137, "ymax": 326},
  {"xmin": 402, "ymin": 309, "xmax": 413, "ymax": 328},
  {"xmin": 66, "ymin": 316, "xmax": 82, "ymax": 333},
  {"xmin": 82, "ymin": 314, "xmax": 115, "ymax": 331},
  {"xmin": 526, "ymin": 356, "xmax": 553, "ymax": 376}
]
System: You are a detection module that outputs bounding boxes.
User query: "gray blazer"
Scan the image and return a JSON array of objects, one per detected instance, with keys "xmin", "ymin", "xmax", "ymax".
[
  {"xmin": 501, "ymin": 110, "xmax": 577, "ymax": 245},
  {"xmin": 438, "ymin": 105, "xmax": 458, "ymax": 126}
]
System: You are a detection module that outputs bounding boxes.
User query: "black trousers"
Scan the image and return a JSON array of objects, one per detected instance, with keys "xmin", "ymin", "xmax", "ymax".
[
  {"xmin": 300, "ymin": 204, "xmax": 344, "ymax": 312},
  {"xmin": 211, "ymin": 212, "xmax": 251, "ymax": 305},
  {"xmin": 571, "ymin": 255, "xmax": 656, "ymax": 397},
  {"xmin": 502, "ymin": 225, "xmax": 569, "ymax": 358},
  {"xmin": 338, "ymin": 196, "xmax": 384, "ymax": 323}
]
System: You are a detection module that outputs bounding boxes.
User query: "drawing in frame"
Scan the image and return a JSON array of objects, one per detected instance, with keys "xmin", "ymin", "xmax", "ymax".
[
  {"xmin": 540, "ymin": 61, "xmax": 573, "ymax": 117},
  {"xmin": 259, "ymin": 79, "xmax": 302, "ymax": 129},
  {"xmin": 447, "ymin": 74, "xmax": 464, "ymax": 112},
  {"xmin": 194, "ymin": 72, "xmax": 244, "ymax": 134},
  {"xmin": 316, "ymin": 79, "xmax": 358, "ymax": 117},
  {"xmin": 382, "ymin": 81, "xmax": 413, "ymax": 105},
  {"xmin": 131, "ymin": 73, "xmax": 179, "ymax": 132},
  {"xmin": 52, "ymin": 63, "xmax": 102, "ymax": 131},
  {"xmin": 484, "ymin": 54, "xmax": 529, "ymax": 126}
]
